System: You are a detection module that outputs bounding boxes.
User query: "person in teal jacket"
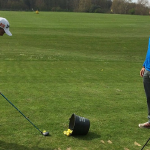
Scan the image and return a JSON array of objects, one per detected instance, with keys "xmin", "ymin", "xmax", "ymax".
[{"xmin": 139, "ymin": 37, "xmax": 150, "ymax": 128}]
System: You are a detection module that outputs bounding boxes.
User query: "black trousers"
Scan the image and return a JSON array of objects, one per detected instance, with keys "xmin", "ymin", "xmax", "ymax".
[{"xmin": 143, "ymin": 69, "xmax": 150, "ymax": 122}]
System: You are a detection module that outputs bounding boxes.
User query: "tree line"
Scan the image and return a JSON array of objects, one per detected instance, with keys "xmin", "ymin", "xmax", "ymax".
[
  {"xmin": 111, "ymin": 0, "xmax": 149, "ymax": 15},
  {"xmin": 0, "ymin": 0, "xmax": 149, "ymax": 15}
]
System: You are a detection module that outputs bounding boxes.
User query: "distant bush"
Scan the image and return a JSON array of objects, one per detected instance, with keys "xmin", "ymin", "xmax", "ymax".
[{"xmin": 128, "ymin": 8, "xmax": 135, "ymax": 15}]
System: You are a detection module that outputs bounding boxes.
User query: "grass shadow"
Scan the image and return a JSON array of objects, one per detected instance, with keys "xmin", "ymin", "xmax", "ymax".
[
  {"xmin": 72, "ymin": 131, "xmax": 101, "ymax": 140},
  {"xmin": 0, "ymin": 140, "xmax": 53, "ymax": 150}
]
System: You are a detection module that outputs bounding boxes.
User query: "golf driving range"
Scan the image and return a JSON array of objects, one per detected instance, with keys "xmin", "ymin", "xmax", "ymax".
[{"xmin": 0, "ymin": 11, "xmax": 150, "ymax": 150}]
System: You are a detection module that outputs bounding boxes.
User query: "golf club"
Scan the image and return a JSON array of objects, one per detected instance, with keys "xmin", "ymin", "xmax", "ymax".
[
  {"xmin": 0, "ymin": 92, "xmax": 49, "ymax": 136},
  {"xmin": 141, "ymin": 137, "xmax": 150, "ymax": 150}
]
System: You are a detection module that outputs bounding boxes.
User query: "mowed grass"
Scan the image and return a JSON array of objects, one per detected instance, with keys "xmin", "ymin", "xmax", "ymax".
[{"xmin": 0, "ymin": 11, "xmax": 150, "ymax": 150}]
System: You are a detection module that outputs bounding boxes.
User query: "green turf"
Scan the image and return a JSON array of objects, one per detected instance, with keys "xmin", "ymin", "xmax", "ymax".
[{"xmin": 0, "ymin": 11, "xmax": 150, "ymax": 150}]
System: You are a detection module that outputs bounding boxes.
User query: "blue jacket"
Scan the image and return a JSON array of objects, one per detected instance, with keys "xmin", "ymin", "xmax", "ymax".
[{"xmin": 143, "ymin": 37, "xmax": 150, "ymax": 71}]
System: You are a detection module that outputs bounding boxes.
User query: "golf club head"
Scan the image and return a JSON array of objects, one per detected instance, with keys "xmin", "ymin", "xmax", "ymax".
[{"xmin": 42, "ymin": 131, "xmax": 49, "ymax": 136}]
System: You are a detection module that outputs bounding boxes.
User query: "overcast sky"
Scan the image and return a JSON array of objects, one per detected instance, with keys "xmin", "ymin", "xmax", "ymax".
[
  {"xmin": 132, "ymin": 0, "xmax": 150, "ymax": 5},
  {"xmin": 132, "ymin": 0, "xmax": 137, "ymax": 2}
]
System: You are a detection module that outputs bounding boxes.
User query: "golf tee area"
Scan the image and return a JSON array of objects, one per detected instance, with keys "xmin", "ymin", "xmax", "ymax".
[{"xmin": 0, "ymin": 11, "xmax": 149, "ymax": 150}]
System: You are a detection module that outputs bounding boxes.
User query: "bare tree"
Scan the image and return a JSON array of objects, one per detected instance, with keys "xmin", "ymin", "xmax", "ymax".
[
  {"xmin": 111, "ymin": 0, "xmax": 125, "ymax": 14},
  {"xmin": 123, "ymin": 0, "xmax": 132, "ymax": 13},
  {"xmin": 137, "ymin": 0, "xmax": 148, "ymax": 6},
  {"xmin": 35, "ymin": 0, "xmax": 46, "ymax": 10},
  {"xmin": 135, "ymin": 0, "xmax": 149, "ymax": 15},
  {"xmin": 111, "ymin": 0, "xmax": 147, "ymax": 14},
  {"xmin": 72, "ymin": 0, "xmax": 80, "ymax": 12},
  {"xmin": 78, "ymin": 0, "xmax": 91, "ymax": 12}
]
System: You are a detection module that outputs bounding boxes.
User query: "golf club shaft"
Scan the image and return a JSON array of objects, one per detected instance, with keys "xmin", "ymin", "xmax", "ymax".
[
  {"xmin": 141, "ymin": 138, "xmax": 150, "ymax": 150},
  {"xmin": 0, "ymin": 92, "xmax": 43, "ymax": 135}
]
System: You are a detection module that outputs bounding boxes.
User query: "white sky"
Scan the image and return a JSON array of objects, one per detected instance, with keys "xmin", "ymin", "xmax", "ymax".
[
  {"xmin": 132, "ymin": 0, "xmax": 137, "ymax": 2},
  {"xmin": 132, "ymin": 0, "xmax": 150, "ymax": 6}
]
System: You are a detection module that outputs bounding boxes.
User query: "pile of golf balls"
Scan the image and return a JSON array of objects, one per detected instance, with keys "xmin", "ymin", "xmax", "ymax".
[{"xmin": 63, "ymin": 129, "xmax": 73, "ymax": 136}]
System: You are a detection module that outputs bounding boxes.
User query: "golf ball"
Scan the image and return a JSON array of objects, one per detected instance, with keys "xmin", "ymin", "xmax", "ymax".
[{"xmin": 43, "ymin": 130, "xmax": 46, "ymax": 133}]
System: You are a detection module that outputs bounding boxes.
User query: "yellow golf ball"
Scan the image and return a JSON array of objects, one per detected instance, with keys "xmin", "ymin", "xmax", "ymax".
[
  {"xmin": 43, "ymin": 130, "xmax": 46, "ymax": 133},
  {"xmin": 66, "ymin": 132, "xmax": 70, "ymax": 136},
  {"xmin": 64, "ymin": 131, "xmax": 67, "ymax": 135}
]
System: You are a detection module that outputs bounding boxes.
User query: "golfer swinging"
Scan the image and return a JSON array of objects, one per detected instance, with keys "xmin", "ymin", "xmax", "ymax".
[
  {"xmin": 0, "ymin": 17, "xmax": 12, "ymax": 36},
  {"xmin": 139, "ymin": 37, "xmax": 150, "ymax": 128}
]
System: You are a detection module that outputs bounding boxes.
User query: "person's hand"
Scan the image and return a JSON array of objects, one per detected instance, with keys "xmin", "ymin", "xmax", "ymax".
[{"xmin": 140, "ymin": 67, "xmax": 145, "ymax": 77}]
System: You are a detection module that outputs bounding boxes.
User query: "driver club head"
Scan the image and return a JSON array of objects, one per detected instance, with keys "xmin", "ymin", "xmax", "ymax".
[{"xmin": 42, "ymin": 131, "xmax": 49, "ymax": 136}]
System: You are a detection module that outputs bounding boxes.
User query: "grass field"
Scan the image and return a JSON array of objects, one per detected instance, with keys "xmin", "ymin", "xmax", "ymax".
[{"xmin": 0, "ymin": 11, "xmax": 150, "ymax": 150}]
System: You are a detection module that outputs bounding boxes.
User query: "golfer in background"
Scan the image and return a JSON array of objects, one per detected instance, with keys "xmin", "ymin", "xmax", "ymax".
[
  {"xmin": 0, "ymin": 17, "xmax": 12, "ymax": 36},
  {"xmin": 139, "ymin": 37, "xmax": 150, "ymax": 128}
]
